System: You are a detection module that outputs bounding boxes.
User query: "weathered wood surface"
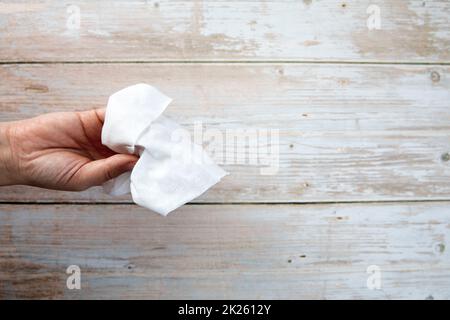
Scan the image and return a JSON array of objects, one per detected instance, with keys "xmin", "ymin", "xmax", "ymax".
[
  {"xmin": 0, "ymin": 202, "xmax": 449, "ymax": 299},
  {"xmin": 1, "ymin": 0, "xmax": 449, "ymax": 62},
  {"xmin": 1, "ymin": 0, "xmax": 450, "ymax": 301},
  {"xmin": 1, "ymin": 63, "xmax": 450, "ymax": 203}
]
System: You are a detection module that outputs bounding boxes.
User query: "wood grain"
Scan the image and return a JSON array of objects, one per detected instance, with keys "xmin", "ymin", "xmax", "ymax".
[
  {"xmin": 0, "ymin": 202, "xmax": 449, "ymax": 299},
  {"xmin": 1, "ymin": 63, "xmax": 450, "ymax": 203},
  {"xmin": 0, "ymin": 0, "xmax": 449, "ymax": 62},
  {"xmin": 1, "ymin": 0, "xmax": 449, "ymax": 302}
]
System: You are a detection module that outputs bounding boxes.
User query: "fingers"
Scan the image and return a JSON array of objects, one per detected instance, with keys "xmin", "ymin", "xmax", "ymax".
[
  {"xmin": 94, "ymin": 108, "xmax": 106, "ymax": 123},
  {"xmin": 77, "ymin": 108, "xmax": 106, "ymax": 126},
  {"xmin": 73, "ymin": 154, "xmax": 138, "ymax": 190},
  {"xmin": 75, "ymin": 108, "xmax": 116, "ymax": 159},
  {"xmin": 72, "ymin": 108, "xmax": 133, "ymax": 190}
]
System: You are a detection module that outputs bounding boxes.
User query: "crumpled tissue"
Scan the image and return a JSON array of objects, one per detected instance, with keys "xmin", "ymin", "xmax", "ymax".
[{"xmin": 101, "ymin": 83, "xmax": 227, "ymax": 216}]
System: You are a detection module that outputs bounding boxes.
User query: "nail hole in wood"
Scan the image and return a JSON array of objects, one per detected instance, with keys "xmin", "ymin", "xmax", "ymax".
[{"xmin": 431, "ymin": 71, "xmax": 440, "ymax": 83}]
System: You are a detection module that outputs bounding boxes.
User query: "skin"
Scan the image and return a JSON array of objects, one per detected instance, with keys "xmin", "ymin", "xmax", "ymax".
[{"xmin": 0, "ymin": 109, "xmax": 138, "ymax": 191}]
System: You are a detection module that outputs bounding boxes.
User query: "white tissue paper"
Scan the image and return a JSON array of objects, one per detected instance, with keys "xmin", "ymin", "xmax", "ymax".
[{"xmin": 101, "ymin": 84, "xmax": 227, "ymax": 216}]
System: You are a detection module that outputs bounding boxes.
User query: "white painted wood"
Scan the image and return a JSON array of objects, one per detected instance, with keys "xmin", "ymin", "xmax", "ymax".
[
  {"xmin": 0, "ymin": 0, "xmax": 449, "ymax": 62},
  {"xmin": 0, "ymin": 203, "xmax": 448, "ymax": 299},
  {"xmin": 0, "ymin": 63, "xmax": 449, "ymax": 202},
  {"xmin": 1, "ymin": 0, "xmax": 449, "ymax": 302}
]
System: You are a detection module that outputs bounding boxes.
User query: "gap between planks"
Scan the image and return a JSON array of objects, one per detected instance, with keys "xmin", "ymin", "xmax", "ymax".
[
  {"xmin": 2, "ymin": 199, "xmax": 450, "ymax": 206},
  {"xmin": 1, "ymin": 60, "xmax": 450, "ymax": 66}
]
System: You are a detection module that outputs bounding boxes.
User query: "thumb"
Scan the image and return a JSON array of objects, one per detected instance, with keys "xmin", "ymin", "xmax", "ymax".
[{"xmin": 74, "ymin": 154, "xmax": 138, "ymax": 190}]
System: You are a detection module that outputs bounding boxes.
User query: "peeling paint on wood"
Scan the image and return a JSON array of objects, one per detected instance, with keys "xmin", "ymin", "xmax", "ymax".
[
  {"xmin": 0, "ymin": 203, "xmax": 449, "ymax": 299},
  {"xmin": 0, "ymin": 0, "xmax": 449, "ymax": 62},
  {"xmin": 1, "ymin": 0, "xmax": 450, "ymax": 301},
  {"xmin": 0, "ymin": 63, "xmax": 449, "ymax": 202}
]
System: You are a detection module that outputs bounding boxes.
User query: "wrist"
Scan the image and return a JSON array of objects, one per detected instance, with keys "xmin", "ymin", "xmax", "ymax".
[{"xmin": 0, "ymin": 122, "xmax": 17, "ymax": 186}]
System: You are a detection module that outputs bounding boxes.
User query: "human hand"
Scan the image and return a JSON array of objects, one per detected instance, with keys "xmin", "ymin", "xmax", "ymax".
[{"xmin": 0, "ymin": 109, "xmax": 138, "ymax": 191}]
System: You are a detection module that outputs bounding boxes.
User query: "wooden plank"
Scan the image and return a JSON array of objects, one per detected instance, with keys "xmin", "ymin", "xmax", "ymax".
[
  {"xmin": 0, "ymin": 202, "xmax": 449, "ymax": 299},
  {"xmin": 1, "ymin": 63, "xmax": 450, "ymax": 202},
  {"xmin": 0, "ymin": 0, "xmax": 449, "ymax": 62}
]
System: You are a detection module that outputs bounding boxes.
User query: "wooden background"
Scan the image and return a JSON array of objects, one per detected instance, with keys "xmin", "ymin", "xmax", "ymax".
[{"xmin": 0, "ymin": 0, "xmax": 449, "ymax": 299}]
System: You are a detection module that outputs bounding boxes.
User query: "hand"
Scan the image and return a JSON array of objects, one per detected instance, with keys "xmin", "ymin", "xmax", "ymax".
[{"xmin": 0, "ymin": 109, "xmax": 138, "ymax": 191}]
